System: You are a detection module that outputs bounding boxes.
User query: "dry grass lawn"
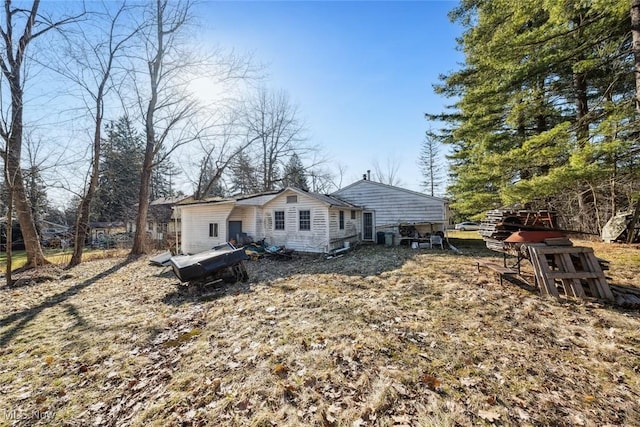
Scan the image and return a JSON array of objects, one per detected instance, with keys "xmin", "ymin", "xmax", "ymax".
[{"xmin": 1, "ymin": 236, "xmax": 639, "ymax": 426}]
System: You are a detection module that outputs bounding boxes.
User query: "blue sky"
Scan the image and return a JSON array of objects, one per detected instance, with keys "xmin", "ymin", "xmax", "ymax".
[{"xmin": 196, "ymin": 1, "xmax": 464, "ymax": 194}]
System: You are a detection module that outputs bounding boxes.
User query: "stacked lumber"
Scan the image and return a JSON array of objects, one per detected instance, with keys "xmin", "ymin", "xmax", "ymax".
[
  {"xmin": 480, "ymin": 209, "xmax": 558, "ymax": 238},
  {"xmin": 480, "ymin": 209, "xmax": 559, "ymax": 254}
]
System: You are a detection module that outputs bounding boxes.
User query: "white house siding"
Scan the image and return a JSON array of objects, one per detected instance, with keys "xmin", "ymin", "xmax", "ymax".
[
  {"xmin": 263, "ymin": 191, "xmax": 330, "ymax": 253},
  {"xmin": 255, "ymin": 207, "xmax": 264, "ymax": 239},
  {"xmin": 179, "ymin": 203, "xmax": 234, "ymax": 254},
  {"xmin": 333, "ymin": 180, "xmax": 448, "ymax": 238},
  {"xmin": 228, "ymin": 207, "xmax": 258, "ymax": 240},
  {"xmin": 328, "ymin": 208, "xmax": 361, "ymax": 250}
]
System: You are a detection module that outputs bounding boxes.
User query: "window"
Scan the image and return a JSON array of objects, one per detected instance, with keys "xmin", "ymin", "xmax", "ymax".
[
  {"xmin": 299, "ymin": 210, "xmax": 311, "ymax": 231},
  {"xmin": 339, "ymin": 211, "xmax": 344, "ymax": 230},
  {"xmin": 274, "ymin": 211, "xmax": 285, "ymax": 230},
  {"xmin": 351, "ymin": 210, "xmax": 356, "ymax": 220},
  {"xmin": 286, "ymin": 195, "xmax": 298, "ymax": 203},
  {"xmin": 209, "ymin": 223, "xmax": 218, "ymax": 237}
]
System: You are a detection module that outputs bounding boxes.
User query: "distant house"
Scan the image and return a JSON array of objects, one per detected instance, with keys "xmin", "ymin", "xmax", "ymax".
[
  {"xmin": 126, "ymin": 195, "xmax": 189, "ymax": 246},
  {"xmin": 89, "ymin": 221, "xmax": 126, "ymax": 247},
  {"xmin": 175, "ymin": 188, "xmax": 361, "ymax": 254},
  {"xmin": 147, "ymin": 195, "xmax": 189, "ymax": 242},
  {"xmin": 332, "ymin": 179, "xmax": 449, "ymax": 243},
  {"xmin": 39, "ymin": 220, "xmax": 69, "ymax": 236}
]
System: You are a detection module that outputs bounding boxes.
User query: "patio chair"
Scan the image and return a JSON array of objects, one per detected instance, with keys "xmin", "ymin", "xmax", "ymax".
[{"xmin": 430, "ymin": 235, "xmax": 444, "ymax": 249}]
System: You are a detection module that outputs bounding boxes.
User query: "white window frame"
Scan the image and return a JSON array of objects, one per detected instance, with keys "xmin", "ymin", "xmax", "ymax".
[
  {"xmin": 299, "ymin": 210, "xmax": 311, "ymax": 231},
  {"xmin": 274, "ymin": 210, "xmax": 285, "ymax": 231}
]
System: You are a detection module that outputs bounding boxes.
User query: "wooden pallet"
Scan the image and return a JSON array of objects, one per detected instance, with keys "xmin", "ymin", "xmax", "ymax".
[
  {"xmin": 475, "ymin": 258, "xmax": 518, "ymax": 286},
  {"xmin": 527, "ymin": 244, "xmax": 614, "ymax": 301}
]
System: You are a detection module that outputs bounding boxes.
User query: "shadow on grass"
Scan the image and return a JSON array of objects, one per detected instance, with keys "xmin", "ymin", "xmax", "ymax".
[
  {"xmin": 162, "ymin": 280, "xmax": 253, "ymax": 306},
  {"xmin": 0, "ymin": 274, "xmax": 62, "ymax": 291},
  {"xmin": 446, "ymin": 237, "xmax": 497, "ymax": 257},
  {"xmin": 503, "ymin": 274, "xmax": 539, "ymax": 293},
  {"xmin": 0, "ymin": 258, "xmax": 132, "ymax": 347}
]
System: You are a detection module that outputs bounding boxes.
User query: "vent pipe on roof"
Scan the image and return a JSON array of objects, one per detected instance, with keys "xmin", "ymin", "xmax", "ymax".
[{"xmin": 367, "ymin": 170, "xmax": 371, "ymax": 181}]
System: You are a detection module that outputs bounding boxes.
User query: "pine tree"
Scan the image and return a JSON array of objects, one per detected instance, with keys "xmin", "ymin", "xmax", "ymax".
[
  {"xmin": 281, "ymin": 153, "xmax": 308, "ymax": 190},
  {"xmin": 431, "ymin": 0, "xmax": 638, "ymax": 232},
  {"xmin": 24, "ymin": 165, "xmax": 49, "ymax": 235},
  {"xmin": 419, "ymin": 130, "xmax": 443, "ymax": 197},
  {"xmin": 94, "ymin": 117, "xmax": 143, "ymax": 222},
  {"xmin": 229, "ymin": 151, "xmax": 260, "ymax": 195}
]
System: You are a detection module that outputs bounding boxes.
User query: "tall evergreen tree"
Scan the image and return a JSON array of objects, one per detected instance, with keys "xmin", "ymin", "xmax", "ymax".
[
  {"xmin": 24, "ymin": 165, "xmax": 48, "ymax": 235},
  {"xmin": 419, "ymin": 130, "xmax": 443, "ymax": 197},
  {"xmin": 229, "ymin": 150, "xmax": 260, "ymax": 195},
  {"xmin": 431, "ymin": 0, "xmax": 637, "ymax": 232},
  {"xmin": 94, "ymin": 117, "xmax": 143, "ymax": 222},
  {"xmin": 281, "ymin": 153, "xmax": 308, "ymax": 190}
]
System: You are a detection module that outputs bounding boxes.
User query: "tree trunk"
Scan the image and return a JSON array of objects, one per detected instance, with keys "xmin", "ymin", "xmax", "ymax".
[
  {"xmin": 69, "ymin": 117, "xmax": 101, "ymax": 267},
  {"xmin": 67, "ymin": 3, "xmax": 132, "ymax": 267},
  {"xmin": 627, "ymin": 0, "xmax": 640, "ymax": 243},
  {"xmin": 632, "ymin": 0, "xmax": 640, "ymax": 115},
  {"xmin": 5, "ymin": 76, "xmax": 47, "ymax": 268},
  {"xmin": 131, "ymin": 0, "xmax": 162, "ymax": 256},
  {"xmin": 572, "ymin": 13, "xmax": 589, "ymax": 146},
  {"xmin": 573, "ymin": 70, "xmax": 589, "ymax": 145},
  {"xmin": 5, "ymin": 186, "xmax": 13, "ymax": 285},
  {"xmin": 131, "ymin": 159, "xmax": 152, "ymax": 254},
  {"xmin": 627, "ymin": 198, "xmax": 640, "ymax": 244},
  {"xmin": 131, "ymin": 89, "xmax": 157, "ymax": 255},
  {"xmin": 6, "ymin": 154, "xmax": 47, "ymax": 267},
  {"xmin": 1, "ymin": 2, "xmax": 48, "ymax": 269}
]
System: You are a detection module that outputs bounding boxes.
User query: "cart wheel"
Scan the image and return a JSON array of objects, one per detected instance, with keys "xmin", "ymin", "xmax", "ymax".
[{"xmin": 239, "ymin": 262, "xmax": 249, "ymax": 282}]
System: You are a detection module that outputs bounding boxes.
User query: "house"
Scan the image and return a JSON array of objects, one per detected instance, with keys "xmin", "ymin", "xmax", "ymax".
[
  {"xmin": 261, "ymin": 188, "xmax": 361, "ymax": 253},
  {"xmin": 174, "ymin": 188, "xmax": 361, "ymax": 254},
  {"xmin": 147, "ymin": 195, "xmax": 189, "ymax": 242},
  {"xmin": 89, "ymin": 221, "xmax": 126, "ymax": 247},
  {"xmin": 39, "ymin": 220, "xmax": 69, "ymax": 238},
  {"xmin": 332, "ymin": 179, "xmax": 449, "ymax": 244},
  {"xmin": 126, "ymin": 195, "xmax": 189, "ymax": 246}
]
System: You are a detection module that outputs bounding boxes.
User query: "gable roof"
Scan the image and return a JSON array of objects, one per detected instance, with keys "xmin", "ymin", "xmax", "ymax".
[
  {"xmin": 333, "ymin": 179, "xmax": 448, "ymax": 203},
  {"xmin": 175, "ymin": 196, "xmax": 235, "ymax": 207},
  {"xmin": 175, "ymin": 187, "xmax": 362, "ymax": 210},
  {"xmin": 276, "ymin": 187, "xmax": 361, "ymax": 209},
  {"xmin": 150, "ymin": 195, "xmax": 190, "ymax": 206},
  {"xmin": 235, "ymin": 190, "xmax": 281, "ymax": 206}
]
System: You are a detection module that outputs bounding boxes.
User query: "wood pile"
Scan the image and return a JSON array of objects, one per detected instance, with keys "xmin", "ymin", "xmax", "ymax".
[{"xmin": 480, "ymin": 209, "xmax": 559, "ymax": 255}]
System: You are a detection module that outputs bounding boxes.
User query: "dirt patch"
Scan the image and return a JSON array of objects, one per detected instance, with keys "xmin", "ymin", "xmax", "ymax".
[{"xmin": 1, "ymin": 242, "xmax": 639, "ymax": 426}]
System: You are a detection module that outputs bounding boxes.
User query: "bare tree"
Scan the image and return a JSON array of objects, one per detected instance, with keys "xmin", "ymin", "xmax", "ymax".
[
  {"xmin": 191, "ymin": 111, "xmax": 260, "ymax": 199},
  {"xmin": 372, "ymin": 156, "xmax": 402, "ymax": 187},
  {"xmin": 243, "ymin": 87, "xmax": 306, "ymax": 191},
  {"xmin": 46, "ymin": 1, "xmax": 140, "ymax": 267},
  {"xmin": 306, "ymin": 153, "xmax": 344, "ymax": 193},
  {"xmin": 129, "ymin": 0, "xmax": 254, "ymax": 254},
  {"xmin": 130, "ymin": 0, "xmax": 199, "ymax": 255},
  {"xmin": 0, "ymin": 0, "xmax": 84, "ymax": 270}
]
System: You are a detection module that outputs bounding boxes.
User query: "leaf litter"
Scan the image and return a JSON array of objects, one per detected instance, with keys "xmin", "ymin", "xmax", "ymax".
[{"xmin": 0, "ymin": 241, "xmax": 639, "ymax": 426}]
